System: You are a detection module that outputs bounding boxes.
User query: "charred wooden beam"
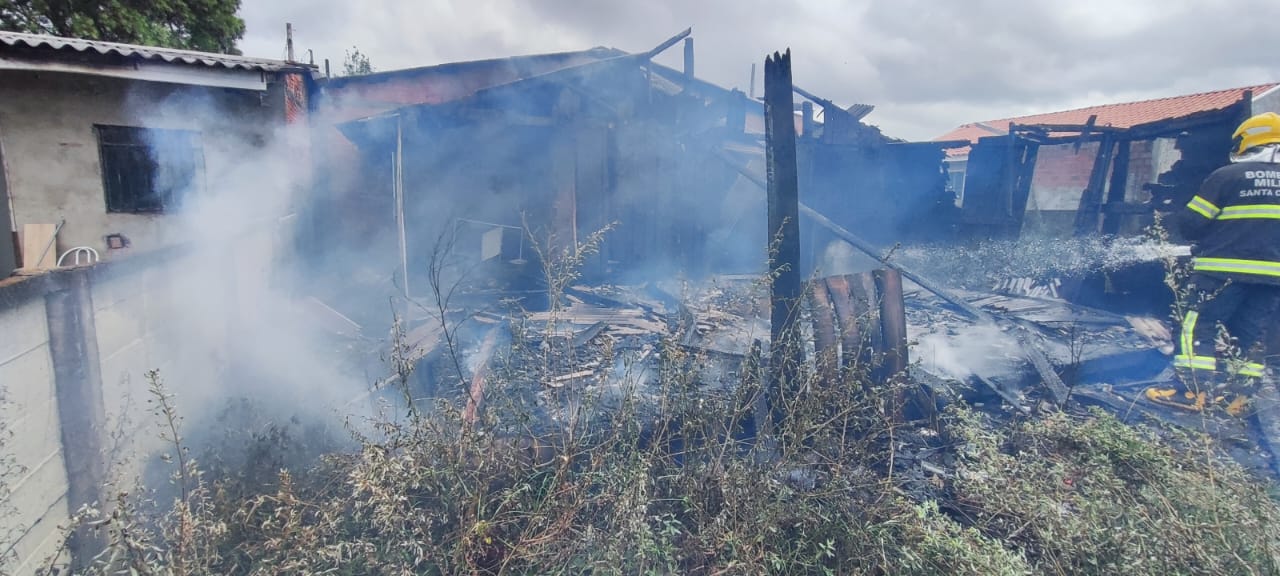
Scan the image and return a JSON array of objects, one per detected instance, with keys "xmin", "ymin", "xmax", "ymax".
[
  {"xmin": 792, "ymin": 85, "xmax": 874, "ymax": 120},
  {"xmin": 644, "ymin": 28, "xmax": 693, "ymax": 59},
  {"xmin": 1073, "ymin": 132, "xmax": 1117, "ymax": 236},
  {"xmin": 1074, "ymin": 114, "xmax": 1099, "ymax": 153},
  {"xmin": 463, "ymin": 328, "xmax": 500, "ymax": 426},
  {"xmin": 1101, "ymin": 140, "xmax": 1132, "ymax": 234},
  {"xmin": 1015, "ymin": 122, "xmax": 1124, "ymax": 135},
  {"xmin": 764, "ymin": 49, "xmax": 804, "ymax": 424}
]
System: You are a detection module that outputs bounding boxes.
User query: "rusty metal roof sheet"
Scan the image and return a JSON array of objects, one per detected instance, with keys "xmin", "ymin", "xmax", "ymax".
[{"xmin": 0, "ymin": 30, "xmax": 301, "ymax": 72}]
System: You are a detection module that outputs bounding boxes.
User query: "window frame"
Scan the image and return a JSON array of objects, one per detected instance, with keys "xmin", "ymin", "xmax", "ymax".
[{"xmin": 95, "ymin": 124, "xmax": 206, "ymax": 214}]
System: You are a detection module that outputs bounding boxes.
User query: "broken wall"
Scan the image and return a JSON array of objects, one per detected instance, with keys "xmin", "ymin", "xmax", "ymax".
[{"xmin": 1021, "ymin": 140, "xmax": 1160, "ymax": 237}]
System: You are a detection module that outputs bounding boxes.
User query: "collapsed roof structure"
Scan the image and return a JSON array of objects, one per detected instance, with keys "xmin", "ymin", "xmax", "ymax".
[{"xmin": 296, "ymin": 32, "xmax": 1280, "ymax": 477}]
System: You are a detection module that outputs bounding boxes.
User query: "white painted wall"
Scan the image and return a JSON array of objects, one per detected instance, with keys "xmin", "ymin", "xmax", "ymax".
[
  {"xmin": 0, "ymin": 295, "xmax": 66, "ymax": 575},
  {"xmin": 0, "ymin": 252, "xmax": 247, "ymax": 574}
]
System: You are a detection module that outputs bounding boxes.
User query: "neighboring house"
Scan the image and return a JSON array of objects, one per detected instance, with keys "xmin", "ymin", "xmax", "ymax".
[
  {"xmin": 936, "ymin": 83, "xmax": 1280, "ymax": 236},
  {"xmin": 0, "ymin": 31, "xmax": 315, "ymax": 276}
]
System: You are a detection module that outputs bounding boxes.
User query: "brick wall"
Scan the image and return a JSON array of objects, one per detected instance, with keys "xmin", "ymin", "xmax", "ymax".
[{"xmin": 1024, "ymin": 140, "xmax": 1159, "ymax": 217}]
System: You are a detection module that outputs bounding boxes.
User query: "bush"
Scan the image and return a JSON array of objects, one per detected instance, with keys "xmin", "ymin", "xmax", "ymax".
[
  {"xmin": 41, "ymin": 355, "xmax": 1280, "ymax": 576},
  {"xmin": 950, "ymin": 407, "xmax": 1280, "ymax": 575}
]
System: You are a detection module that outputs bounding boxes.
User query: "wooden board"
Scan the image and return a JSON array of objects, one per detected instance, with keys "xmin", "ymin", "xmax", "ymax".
[{"xmin": 21, "ymin": 223, "xmax": 56, "ymax": 270}]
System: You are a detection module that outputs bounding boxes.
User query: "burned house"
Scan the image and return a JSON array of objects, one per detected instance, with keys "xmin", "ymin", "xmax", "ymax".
[
  {"xmin": 937, "ymin": 83, "xmax": 1280, "ymax": 239},
  {"xmin": 309, "ymin": 32, "xmax": 956, "ymax": 323},
  {"xmin": 316, "ymin": 32, "xmax": 763, "ymax": 298},
  {"xmin": 0, "ymin": 31, "xmax": 315, "ymax": 277},
  {"xmin": 915, "ymin": 84, "xmax": 1280, "ymax": 314}
]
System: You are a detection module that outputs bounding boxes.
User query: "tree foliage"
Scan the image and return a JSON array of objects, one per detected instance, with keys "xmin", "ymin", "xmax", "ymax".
[
  {"xmin": 0, "ymin": 0, "xmax": 245, "ymax": 54},
  {"xmin": 340, "ymin": 45, "xmax": 374, "ymax": 76}
]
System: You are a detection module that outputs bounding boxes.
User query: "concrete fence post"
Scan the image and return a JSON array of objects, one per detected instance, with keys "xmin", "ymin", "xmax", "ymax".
[{"xmin": 44, "ymin": 268, "xmax": 107, "ymax": 569}]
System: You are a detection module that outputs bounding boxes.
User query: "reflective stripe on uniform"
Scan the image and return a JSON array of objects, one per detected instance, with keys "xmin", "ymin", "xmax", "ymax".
[
  {"xmin": 1175, "ymin": 310, "xmax": 1217, "ymax": 371},
  {"xmin": 1174, "ymin": 355, "xmax": 1218, "ymax": 371},
  {"xmin": 1187, "ymin": 195, "xmax": 1222, "ymax": 219},
  {"xmin": 1180, "ymin": 310, "xmax": 1199, "ymax": 355},
  {"xmin": 1218, "ymin": 204, "xmax": 1280, "ymax": 220},
  {"xmin": 1239, "ymin": 362, "xmax": 1266, "ymax": 378},
  {"xmin": 1193, "ymin": 257, "xmax": 1280, "ymax": 278}
]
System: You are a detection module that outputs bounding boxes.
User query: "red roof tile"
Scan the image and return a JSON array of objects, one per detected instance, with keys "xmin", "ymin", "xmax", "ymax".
[{"xmin": 936, "ymin": 83, "xmax": 1278, "ymax": 156}]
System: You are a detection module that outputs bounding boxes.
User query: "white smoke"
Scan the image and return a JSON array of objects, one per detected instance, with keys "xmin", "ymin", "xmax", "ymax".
[{"xmin": 913, "ymin": 322, "xmax": 1020, "ymax": 382}]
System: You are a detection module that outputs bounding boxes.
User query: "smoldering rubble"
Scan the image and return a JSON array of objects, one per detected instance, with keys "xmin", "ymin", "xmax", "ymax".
[{"xmin": 263, "ymin": 31, "xmax": 1280, "ymax": 481}]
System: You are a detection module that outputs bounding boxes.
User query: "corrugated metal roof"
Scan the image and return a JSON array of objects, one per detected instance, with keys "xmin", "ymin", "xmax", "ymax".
[{"xmin": 0, "ymin": 30, "xmax": 301, "ymax": 72}]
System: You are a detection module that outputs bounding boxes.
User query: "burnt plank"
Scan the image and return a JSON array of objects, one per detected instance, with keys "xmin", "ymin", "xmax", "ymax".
[
  {"xmin": 824, "ymin": 275, "xmax": 861, "ymax": 374},
  {"xmin": 808, "ymin": 281, "xmax": 839, "ymax": 384}
]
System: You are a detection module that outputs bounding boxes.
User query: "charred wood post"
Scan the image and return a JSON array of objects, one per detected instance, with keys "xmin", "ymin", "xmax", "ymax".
[
  {"xmin": 801, "ymin": 101, "xmax": 815, "ymax": 139},
  {"xmin": 764, "ymin": 50, "xmax": 804, "ymax": 426},
  {"xmin": 683, "ymin": 37, "xmax": 695, "ymax": 81}
]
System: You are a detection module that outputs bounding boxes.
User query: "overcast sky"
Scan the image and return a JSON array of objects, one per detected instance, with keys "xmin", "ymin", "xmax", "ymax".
[{"xmin": 237, "ymin": 0, "xmax": 1280, "ymax": 141}]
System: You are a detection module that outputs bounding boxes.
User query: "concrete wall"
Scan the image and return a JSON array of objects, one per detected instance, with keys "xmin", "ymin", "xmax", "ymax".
[
  {"xmin": 0, "ymin": 70, "xmax": 286, "ymax": 261},
  {"xmin": 0, "ymin": 241, "xmax": 272, "ymax": 573},
  {"xmin": 0, "ymin": 280, "xmax": 65, "ymax": 574}
]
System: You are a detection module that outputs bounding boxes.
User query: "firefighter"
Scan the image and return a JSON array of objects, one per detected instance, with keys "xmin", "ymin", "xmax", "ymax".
[{"xmin": 1145, "ymin": 112, "xmax": 1280, "ymax": 414}]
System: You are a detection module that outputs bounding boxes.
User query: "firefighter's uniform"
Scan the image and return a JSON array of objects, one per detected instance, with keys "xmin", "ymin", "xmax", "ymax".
[{"xmin": 1147, "ymin": 113, "xmax": 1280, "ymax": 413}]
